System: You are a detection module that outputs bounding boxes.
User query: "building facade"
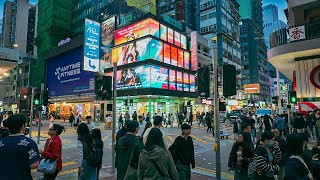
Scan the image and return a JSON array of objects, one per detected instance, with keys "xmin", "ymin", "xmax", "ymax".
[
  {"xmin": 239, "ymin": 0, "xmax": 270, "ymax": 100},
  {"xmin": 268, "ymin": 0, "xmax": 320, "ymax": 102},
  {"xmin": 199, "ymin": 0, "xmax": 242, "ymax": 89}
]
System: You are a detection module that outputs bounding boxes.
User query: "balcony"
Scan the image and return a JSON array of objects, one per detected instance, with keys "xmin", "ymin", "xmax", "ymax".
[{"xmin": 268, "ymin": 20, "xmax": 320, "ymax": 80}]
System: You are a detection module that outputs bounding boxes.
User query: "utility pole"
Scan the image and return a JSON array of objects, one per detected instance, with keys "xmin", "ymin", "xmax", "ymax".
[
  {"xmin": 211, "ymin": 37, "xmax": 221, "ymax": 180},
  {"xmin": 37, "ymin": 83, "xmax": 44, "ymax": 144},
  {"xmin": 276, "ymin": 70, "xmax": 282, "ymax": 114},
  {"xmin": 111, "ymin": 62, "xmax": 117, "ymax": 173},
  {"xmin": 29, "ymin": 88, "xmax": 35, "ymax": 139}
]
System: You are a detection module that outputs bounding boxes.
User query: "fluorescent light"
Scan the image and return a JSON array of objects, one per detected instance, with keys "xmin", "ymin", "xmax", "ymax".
[{"xmin": 3, "ymin": 72, "xmax": 9, "ymax": 76}]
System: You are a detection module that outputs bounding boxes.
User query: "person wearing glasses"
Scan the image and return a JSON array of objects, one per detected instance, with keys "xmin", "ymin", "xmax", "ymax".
[{"xmin": 40, "ymin": 124, "xmax": 65, "ymax": 180}]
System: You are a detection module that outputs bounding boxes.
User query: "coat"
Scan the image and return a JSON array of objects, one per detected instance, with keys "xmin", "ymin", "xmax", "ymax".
[
  {"xmin": 138, "ymin": 146, "xmax": 179, "ymax": 180},
  {"xmin": 115, "ymin": 134, "xmax": 144, "ymax": 180},
  {"xmin": 41, "ymin": 135, "xmax": 62, "ymax": 171}
]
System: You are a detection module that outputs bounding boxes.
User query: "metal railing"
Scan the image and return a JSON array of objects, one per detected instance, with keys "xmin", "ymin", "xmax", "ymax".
[{"xmin": 270, "ymin": 20, "xmax": 320, "ymax": 48}]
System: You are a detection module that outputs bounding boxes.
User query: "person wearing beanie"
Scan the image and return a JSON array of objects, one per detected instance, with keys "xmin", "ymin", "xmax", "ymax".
[{"xmin": 169, "ymin": 123, "xmax": 195, "ymax": 180}]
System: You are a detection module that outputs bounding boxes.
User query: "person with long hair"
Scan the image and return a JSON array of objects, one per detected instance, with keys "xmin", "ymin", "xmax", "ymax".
[
  {"xmin": 40, "ymin": 124, "xmax": 65, "ymax": 180},
  {"xmin": 138, "ymin": 128, "xmax": 179, "ymax": 180},
  {"xmin": 228, "ymin": 132, "xmax": 254, "ymax": 180},
  {"xmin": 77, "ymin": 123, "xmax": 96, "ymax": 179},
  {"xmin": 252, "ymin": 131, "xmax": 282, "ymax": 180},
  {"xmin": 91, "ymin": 128, "xmax": 104, "ymax": 180},
  {"xmin": 141, "ymin": 121, "xmax": 152, "ymax": 142},
  {"xmin": 285, "ymin": 133, "xmax": 313, "ymax": 180}
]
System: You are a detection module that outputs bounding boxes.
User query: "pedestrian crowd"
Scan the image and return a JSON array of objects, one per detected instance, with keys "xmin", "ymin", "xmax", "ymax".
[{"xmin": 228, "ymin": 108, "xmax": 320, "ymax": 180}]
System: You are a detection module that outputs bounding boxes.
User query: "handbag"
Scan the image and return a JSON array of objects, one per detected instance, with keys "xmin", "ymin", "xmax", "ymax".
[
  {"xmin": 38, "ymin": 158, "xmax": 57, "ymax": 174},
  {"xmin": 151, "ymin": 159, "xmax": 170, "ymax": 180},
  {"xmin": 124, "ymin": 140, "xmax": 138, "ymax": 180}
]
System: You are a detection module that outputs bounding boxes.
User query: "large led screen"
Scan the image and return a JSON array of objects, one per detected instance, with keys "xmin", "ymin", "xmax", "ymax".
[
  {"xmin": 168, "ymin": 28, "xmax": 174, "ymax": 44},
  {"xmin": 136, "ymin": 38, "xmax": 150, "ymax": 61},
  {"xmin": 115, "ymin": 18, "xmax": 160, "ymax": 45},
  {"xmin": 150, "ymin": 66, "xmax": 168, "ymax": 89},
  {"xmin": 184, "ymin": 52, "xmax": 190, "ymax": 70},
  {"xmin": 190, "ymin": 75, "xmax": 195, "ymax": 92},
  {"xmin": 117, "ymin": 65, "xmax": 151, "ymax": 89},
  {"xmin": 164, "ymin": 43, "xmax": 171, "ymax": 64},
  {"xmin": 183, "ymin": 73, "xmax": 189, "ymax": 92},
  {"xmin": 174, "ymin": 32, "xmax": 181, "ymax": 47},
  {"xmin": 177, "ymin": 71, "xmax": 183, "ymax": 91},
  {"xmin": 160, "ymin": 24, "xmax": 167, "ymax": 41},
  {"xmin": 149, "ymin": 38, "xmax": 163, "ymax": 62},
  {"xmin": 112, "ymin": 43, "xmax": 140, "ymax": 65},
  {"xmin": 178, "ymin": 49, "xmax": 184, "ymax": 68},
  {"xmin": 181, "ymin": 35, "xmax": 187, "ymax": 49},
  {"xmin": 169, "ymin": 70, "xmax": 176, "ymax": 90},
  {"xmin": 171, "ymin": 47, "xmax": 178, "ymax": 66}
]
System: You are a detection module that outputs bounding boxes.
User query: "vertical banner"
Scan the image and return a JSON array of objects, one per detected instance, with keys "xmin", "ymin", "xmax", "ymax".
[
  {"xmin": 100, "ymin": 16, "xmax": 116, "ymax": 70},
  {"xmin": 191, "ymin": 31, "xmax": 198, "ymax": 71},
  {"xmin": 84, "ymin": 18, "xmax": 101, "ymax": 72}
]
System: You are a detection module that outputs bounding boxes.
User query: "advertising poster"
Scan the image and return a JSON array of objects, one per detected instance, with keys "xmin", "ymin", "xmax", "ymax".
[
  {"xmin": 46, "ymin": 48, "xmax": 94, "ymax": 96},
  {"xmin": 100, "ymin": 16, "xmax": 115, "ymax": 70},
  {"xmin": 149, "ymin": 18, "xmax": 160, "ymax": 38},
  {"xmin": 150, "ymin": 66, "xmax": 168, "ymax": 89},
  {"xmin": 168, "ymin": 28, "xmax": 174, "ymax": 44},
  {"xmin": 160, "ymin": 24, "xmax": 167, "ymax": 41},
  {"xmin": 117, "ymin": 65, "xmax": 151, "ymax": 89},
  {"xmin": 84, "ymin": 19, "xmax": 100, "ymax": 72},
  {"xmin": 191, "ymin": 31, "xmax": 198, "ymax": 71},
  {"xmin": 149, "ymin": 39, "xmax": 163, "ymax": 62},
  {"xmin": 178, "ymin": 49, "xmax": 184, "ymax": 68},
  {"xmin": 190, "ymin": 75, "xmax": 195, "ymax": 92},
  {"xmin": 164, "ymin": 43, "xmax": 171, "ymax": 64},
  {"xmin": 181, "ymin": 35, "xmax": 187, "ymax": 49},
  {"xmin": 177, "ymin": 71, "xmax": 183, "ymax": 91},
  {"xmin": 136, "ymin": 38, "xmax": 150, "ymax": 61},
  {"xmin": 171, "ymin": 47, "xmax": 178, "ymax": 66},
  {"xmin": 184, "ymin": 51, "xmax": 190, "ymax": 70},
  {"xmin": 112, "ymin": 43, "xmax": 139, "ymax": 66},
  {"xmin": 169, "ymin": 70, "xmax": 176, "ymax": 90},
  {"xmin": 174, "ymin": 32, "xmax": 181, "ymax": 47},
  {"xmin": 115, "ymin": 19, "xmax": 149, "ymax": 45},
  {"xmin": 183, "ymin": 73, "xmax": 189, "ymax": 92}
]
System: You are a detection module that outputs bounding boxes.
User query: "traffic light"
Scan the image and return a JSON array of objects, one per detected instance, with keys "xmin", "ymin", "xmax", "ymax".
[
  {"xmin": 197, "ymin": 66, "xmax": 210, "ymax": 98},
  {"xmin": 95, "ymin": 73, "xmax": 103, "ymax": 100},
  {"xmin": 289, "ymin": 91, "xmax": 297, "ymax": 103},
  {"xmin": 33, "ymin": 93, "xmax": 40, "ymax": 106},
  {"xmin": 43, "ymin": 90, "xmax": 49, "ymax": 106},
  {"xmin": 223, "ymin": 65, "xmax": 236, "ymax": 97},
  {"xmin": 102, "ymin": 76, "xmax": 112, "ymax": 100},
  {"xmin": 130, "ymin": 99, "xmax": 133, "ymax": 106}
]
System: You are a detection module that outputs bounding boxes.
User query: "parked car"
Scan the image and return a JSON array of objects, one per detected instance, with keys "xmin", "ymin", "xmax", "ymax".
[{"xmin": 229, "ymin": 110, "xmax": 243, "ymax": 124}]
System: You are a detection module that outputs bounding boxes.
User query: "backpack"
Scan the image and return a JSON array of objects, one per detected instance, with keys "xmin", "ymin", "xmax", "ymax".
[{"xmin": 85, "ymin": 141, "xmax": 103, "ymax": 167}]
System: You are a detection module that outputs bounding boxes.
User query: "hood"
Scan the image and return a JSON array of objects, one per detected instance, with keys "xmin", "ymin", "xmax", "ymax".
[
  {"xmin": 117, "ymin": 134, "xmax": 138, "ymax": 150},
  {"xmin": 143, "ymin": 145, "xmax": 166, "ymax": 160}
]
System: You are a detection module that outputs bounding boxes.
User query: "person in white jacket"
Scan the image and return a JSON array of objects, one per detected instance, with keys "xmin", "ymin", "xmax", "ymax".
[{"xmin": 143, "ymin": 115, "xmax": 168, "ymax": 148}]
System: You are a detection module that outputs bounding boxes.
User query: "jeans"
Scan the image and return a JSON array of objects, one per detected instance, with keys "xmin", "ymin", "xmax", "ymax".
[
  {"xmin": 251, "ymin": 128, "xmax": 256, "ymax": 143},
  {"xmin": 79, "ymin": 160, "xmax": 97, "ymax": 180},
  {"xmin": 70, "ymin": 122, "xmax": 73, "ymax": 127}
]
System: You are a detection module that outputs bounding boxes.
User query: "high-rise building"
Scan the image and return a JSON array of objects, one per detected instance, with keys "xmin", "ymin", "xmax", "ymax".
[
  {"xmin": 0, "ymin": 20, "xmax": 3, "ymax": 47},
  {"xmin": 238, "ymin": 0, "xmax": 270, "ymax": 100},
  {"xmin": 268, "ymin": 0, "xmax": 320, "ymax": 101},
  {"xmin": 1, "ymin": 0, "xmax": 37, "ymax": 55},
  {"xmin": 199, "ymin": 0, "xmax": 242, "ymax": 88},
  {"xmin": 262, "ymin": 4, "xmax": 288, "ymax": 83},
  {"xmin": 26, "ymin": 4, "xmax": 37, "ymax": 56}
]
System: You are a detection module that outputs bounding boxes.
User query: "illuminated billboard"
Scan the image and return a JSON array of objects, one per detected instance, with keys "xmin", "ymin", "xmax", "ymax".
[
  {"xmin": 164, "ymin": 43, "xmax": 171, "ymax": 64},
  {"xmin": 174, "ymin": 32, "xmax": 181, "ymax": 47},
  {"xmin": 168, "ymin": 28, "xmax": 174, "ymax": 44},
  {"xmin": 190, "ymin": 75, "xmax": 195, "ymax": 92},
  {"xmin": 178, "ymin": 49, "xmax": 184, "ymax": 68},
  {"xmin": 117, "ymin": 65, "xmax": 151, "ymax": 89},
  {"xmin": 243, "ymin": 84, "xmax": 260, "ymax": 94},
  {"xmin": 100, "ymin": 16, "xmax": 115, "ymax": 70},
  {"xmin": 160, "ymin": 24, "xmax": 167, "ymax": 41},
  {"xmin": 115, "ymin": 18, "xmax": 160, "ymax": 45},
  {"xmin": 184, "ymin": 52, "xmax": 190, "ymax": 70},
  {"xmin": 150, "ymin": 66, "xmax": 168, "ymax": 89},
  {"xmin": 183, "ymin": 73, "xmax": 189, "ymax": 92},
  {"xmin": 191, "ymin": 31, "xmax": 198, "ymax": 71},
  {"xmin": 169, "ymin": 70, "xmax": 176, "ymax": 90},
  {"xmin": 171, "ymin": 47, "xmax": 178, "ymax": 66},
  {"xmin": 177, "ymin": 71, "xmax": 183, "ymax": 91},
  {"xmin": 181, "ymin": 35, "xmax": 187, "ymax": 49}
]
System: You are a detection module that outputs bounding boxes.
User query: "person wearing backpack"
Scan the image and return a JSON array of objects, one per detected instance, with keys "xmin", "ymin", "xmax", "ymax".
[
  {"xmin": 251, "ymin": 131, "xmax": 282, "ymax": 180},
  {"xmin": 91, "ymin": 128, "xmax": 104, "ymax": 180},
  {"xmin": 169, "ymin": 123, "xmax": 195, "ymax": 180},
  {"xmin": 77, "ymin": 123, "xmax": 102, "ymax": 180},
  {"xmin": 116, "ymin": 120, "xmax": 144, "ymax": 180},
  {"xmin": 138, "ymin": 128, "xmax": 179, "ymax": 180}
]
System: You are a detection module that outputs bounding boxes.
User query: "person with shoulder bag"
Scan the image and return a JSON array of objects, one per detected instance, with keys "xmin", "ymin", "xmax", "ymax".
[
  {"xmin": 250, "ymin": 131, "xmax": 282, "ymax": 180},
  {"xmin": 116, "ymin": 120, "xmax": 144, "ymax": 180},
  {"xmin": 138, "ymin": 128, "xmax": 179, "ymax": 180},
  {"xmin": 77, "ymin": 123, "xmax": 101, "ymax": 179},
  {"xmin": 285, "ymin": 133, "xmax": 313, "ymax": 180},
  {"xmin": 39, "ymin": 124, "xmax": 65, "ymax": 180},
  {"xmin": 91, "ymin": 128, "xmax": 104, "ymax": 180}
]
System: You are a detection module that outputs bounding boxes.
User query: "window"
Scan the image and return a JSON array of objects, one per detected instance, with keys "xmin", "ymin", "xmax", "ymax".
[
  {"xmin": 244, "ymin": 65, "xmax": 249, "ymax": 70},
  {"xmin": 208, "ymin": 12, "xmax": 216, "ymax": 19},
  {"xmin": 200, "ymin": 15, "xmax": 207, "ymax": 21}
]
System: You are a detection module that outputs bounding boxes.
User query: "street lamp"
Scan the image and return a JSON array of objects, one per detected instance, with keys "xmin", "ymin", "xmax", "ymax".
[{"xmin": 13, "ymin": 44, "xmax": 19, "ymax": 48}]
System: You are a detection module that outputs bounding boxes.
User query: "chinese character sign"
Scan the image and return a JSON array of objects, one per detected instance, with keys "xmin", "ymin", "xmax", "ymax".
[
  {"xmin": 289, "ymin": 25, "xmax": 306, "ymax": 42},
  {"xmin": 84, "ymin": 19, "xmax": 100, "ymax": 72}
]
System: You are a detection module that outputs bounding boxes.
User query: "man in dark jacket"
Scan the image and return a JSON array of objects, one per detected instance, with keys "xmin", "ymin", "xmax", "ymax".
[
  {"xmin": 116, "ymin": 120, "xmax": 130, "ymax": 142},
  {"xmin": 293, "ymin": 114, "xmax": 306, "ymax": 133},
  {"xmin": 169, "ymin": 123, "xmax": 195, "ymax": 180},
  {"xmin": 115, "ymin": 120, "xmax": 144, "ymax": 180},
  {"xmin": 0, "ymin": 119, "xmax": 10, "ymax": 139}
]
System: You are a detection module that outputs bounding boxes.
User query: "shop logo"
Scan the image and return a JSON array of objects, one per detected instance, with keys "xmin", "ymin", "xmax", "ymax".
[
  {"xmin": 310, "ymin": 65, "xmax": 320, "ymax": 89},
  {"xmin": 55, "ymin": 62, "xmax": 81, "ymax": 81}
]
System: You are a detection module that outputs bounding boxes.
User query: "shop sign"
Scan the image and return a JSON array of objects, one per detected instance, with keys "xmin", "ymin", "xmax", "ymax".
[
  {"xmin": 227, "ymin": 100, "xmax": 238, "ymax": 106},
  {"xmin": 289, "ymin": 25, "xmax": 305, "ymax": 42},
  {"xmin": 310, "ymin": 65, "xmax": 320, "ymax": 89},
  {"xmin": 243, "ymin": 84, "xmax": 260, "ymax": 94},
  {"xmin": 202, "ymin": 99, "xmax": 212, "ymax": 105},
  {"xmin": 84, "ymin": 18, "xmax": 100, "ymax": 72}
]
